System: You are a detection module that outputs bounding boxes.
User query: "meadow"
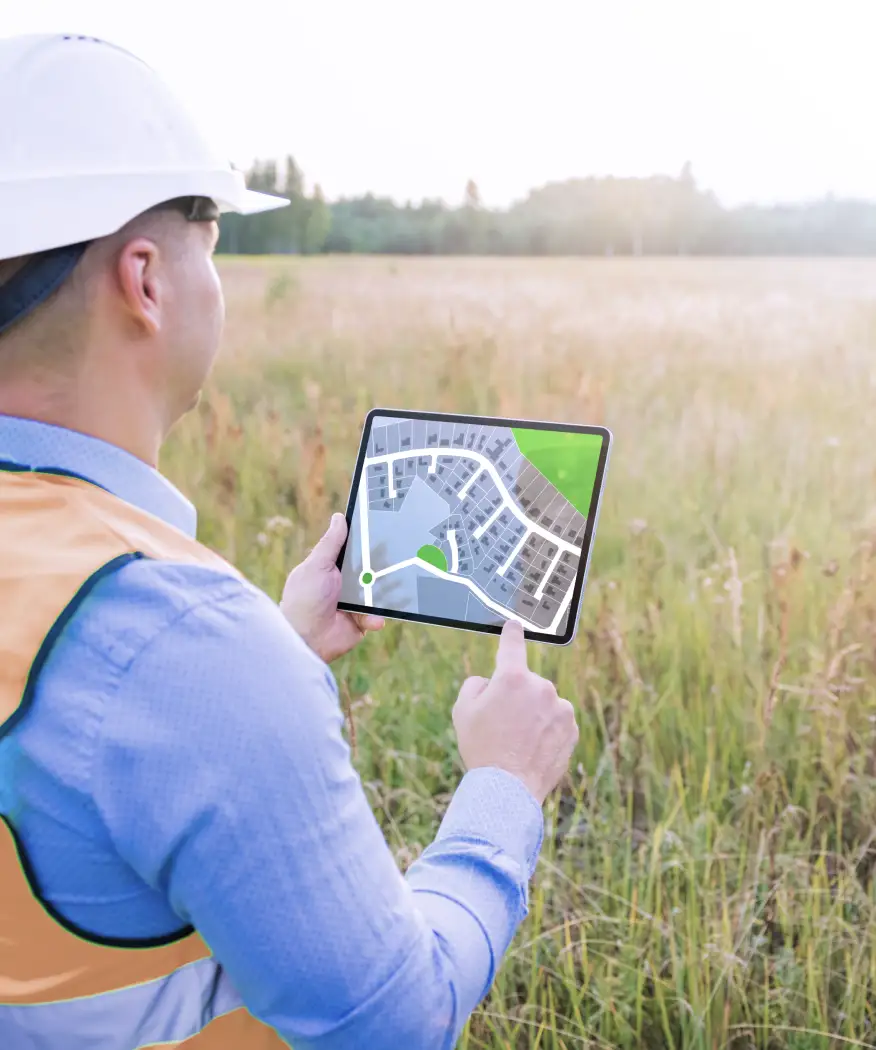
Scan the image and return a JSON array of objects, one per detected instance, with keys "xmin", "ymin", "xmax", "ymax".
[{"xmin": 163, "ymin": 256, "xmax": 876, "ymax": 1049}]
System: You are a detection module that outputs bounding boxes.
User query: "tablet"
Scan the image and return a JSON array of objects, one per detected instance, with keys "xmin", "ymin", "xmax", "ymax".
[{"xmin": 337, "ymin": 409, "xmax": 612, "ymax": 645}]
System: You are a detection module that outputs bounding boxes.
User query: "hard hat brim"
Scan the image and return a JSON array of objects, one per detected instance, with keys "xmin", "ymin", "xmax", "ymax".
[
  {"xmin": 0, "ymin": 170, "xmax": 290, "ymax": 258},
  {"xmin": 236, "ymin": 188, "xmax": 291, "ymax": 215}
]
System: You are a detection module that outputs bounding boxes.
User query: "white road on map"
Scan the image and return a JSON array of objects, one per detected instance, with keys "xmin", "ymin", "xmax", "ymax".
[
  {"xmin": 447, "ymin": 528, "xmax": 459, "ymax": 573},
  {"xmin": 357, "ymin": 471, "xmax": 374, "ymax": 605},
  {"xmin": 358, "ymin": 446, "xmax": 579, "ymax": 634}
]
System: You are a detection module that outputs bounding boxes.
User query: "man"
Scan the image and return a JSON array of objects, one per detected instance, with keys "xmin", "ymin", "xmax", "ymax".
[{"xmin": 0, "ymin": 33, "xmax": 579, "ymax": 1050}]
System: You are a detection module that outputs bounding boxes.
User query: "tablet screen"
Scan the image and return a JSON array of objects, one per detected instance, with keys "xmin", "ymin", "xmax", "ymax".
[{"xmin": 338, "ymin": 411, "xmax": 610, "ymax": 644}]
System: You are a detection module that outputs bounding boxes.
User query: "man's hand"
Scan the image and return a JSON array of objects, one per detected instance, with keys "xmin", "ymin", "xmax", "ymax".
[
  {"xmin": 452, "ymin": 620, "xmax": 579, "ymax": 804},
  {"xmin": 281, "ymin": 514, "xmax": 385, "ymax": 664}
]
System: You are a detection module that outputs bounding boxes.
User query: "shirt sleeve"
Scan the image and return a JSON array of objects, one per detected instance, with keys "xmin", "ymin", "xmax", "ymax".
[{"xmin": 86, "ymin": 562, "xmax": 544, "ymax": 1049}]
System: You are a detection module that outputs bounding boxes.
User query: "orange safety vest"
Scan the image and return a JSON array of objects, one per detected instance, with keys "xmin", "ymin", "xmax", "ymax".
[{"xmin": 0, "ymin": 466, "xmax": 286, "ymax": 1049}]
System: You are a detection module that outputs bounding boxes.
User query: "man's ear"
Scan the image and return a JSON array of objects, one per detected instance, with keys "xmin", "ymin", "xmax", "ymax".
[{"xmin": 116, "ymin": 237, "xmax": 162, "ymax": 336}]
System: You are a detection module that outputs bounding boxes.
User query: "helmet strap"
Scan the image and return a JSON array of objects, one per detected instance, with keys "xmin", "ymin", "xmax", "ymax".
[{"xmin": 0, "ymin": 243, "xmax": 90, "ymax": 338}]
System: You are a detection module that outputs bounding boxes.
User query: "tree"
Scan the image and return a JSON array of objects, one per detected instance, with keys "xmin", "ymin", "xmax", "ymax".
[{"xmin": 303, "ymin": 184, "xmax": 332, "ymax": 254}]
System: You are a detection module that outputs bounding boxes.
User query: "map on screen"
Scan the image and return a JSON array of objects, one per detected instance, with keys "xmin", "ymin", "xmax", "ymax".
[{"xmin": 339, "ymin": 413, "xmax": 607, "ymax": 639}]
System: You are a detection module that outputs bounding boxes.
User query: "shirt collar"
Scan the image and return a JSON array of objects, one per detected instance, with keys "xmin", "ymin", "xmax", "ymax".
[{"xmin": 0, "ymin": 415, "xmax": 197, "ymax": 538}]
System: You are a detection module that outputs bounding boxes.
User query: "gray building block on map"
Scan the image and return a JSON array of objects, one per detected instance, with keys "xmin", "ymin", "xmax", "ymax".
[
  {"xmin": 564, "ymin": 514, "xmax": 586, "ymax": 544},
  {"xmin": 487, "ymin": 577, "xmax": 515, "ymax": 603},
  {"xmin": 533, "ymin": 551, "xmax": 554, "ymax": 573},
  {"xmin": 549, "ymin": 569, "xmax": 572, "ymax": 592},
  {"xmin": 474, "ymin": 562, "xmax": 495, "ymax": 588},
  {"xmin": 494, "ymin": 534, "xmax": 514, "ymax": 559},
  {"xmin": 514, "ymin": 466, "xmax": 544, "ymax": 499},
  {"xmin": 551, "ymin": 503, "xmax": 575, "ymax": 536},
  {"xmin": 532, "ymin": 597, "xmax": 560, "ymax": 628},
  {"xmin": 416, "ymin": 575, "xmax": 469, "ymax": 620},
  {"xmin": 371, "ymin": 426, "xmax": 387, "ymax": 456}
]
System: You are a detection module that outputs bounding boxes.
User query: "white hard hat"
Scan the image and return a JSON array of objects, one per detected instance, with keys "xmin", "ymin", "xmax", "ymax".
[{"xmin": 0, "ymin": 32, "xmax": 289, "ymax": 261}]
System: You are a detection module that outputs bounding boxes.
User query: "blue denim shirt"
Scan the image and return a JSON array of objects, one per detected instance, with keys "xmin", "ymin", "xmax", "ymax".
[{"xmin": 0, "ymin": 416, "xmax": 544, "ymax": 1049}]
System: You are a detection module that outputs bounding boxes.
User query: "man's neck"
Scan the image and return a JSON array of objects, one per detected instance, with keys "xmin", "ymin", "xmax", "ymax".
[{"xmin": 0, "ymin": 379, "xmax": 162, "ymax": 468}]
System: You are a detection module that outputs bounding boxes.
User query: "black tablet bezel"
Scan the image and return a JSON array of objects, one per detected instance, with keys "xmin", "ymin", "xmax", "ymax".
[{"xmin": 336, "ymin": 408, "xmax": 612, "ymax": 646}]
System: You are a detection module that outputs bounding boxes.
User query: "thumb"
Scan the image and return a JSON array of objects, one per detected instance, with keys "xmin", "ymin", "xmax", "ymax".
[
  {"xmin": 453, "ymin": 675, "xmax": 490, "ymax": 729},
  {"xmin": 455, "ymin": 675, "xmax": 490, "ymax": 705},
  {"xmin": 309, "ymin": 513, "xmax": 348, "ymax": 567}
]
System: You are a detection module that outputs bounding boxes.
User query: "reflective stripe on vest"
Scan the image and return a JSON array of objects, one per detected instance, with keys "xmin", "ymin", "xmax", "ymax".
[
  {"xmin": 0, "ymin": 467, "xmax": 286, "ymax": 1049},
  {"xmin": 0, "ymin": 956, "xmax": 243, "ymax": 1050}
]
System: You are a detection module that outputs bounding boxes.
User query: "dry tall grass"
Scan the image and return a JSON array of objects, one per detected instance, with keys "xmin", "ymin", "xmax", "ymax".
[{"xmin": 163, "ymin": 256, "xmax": 876, "ymax": 1049}]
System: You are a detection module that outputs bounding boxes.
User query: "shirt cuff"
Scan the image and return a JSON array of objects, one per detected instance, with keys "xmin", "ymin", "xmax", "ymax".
[{"xmin": 434, "ymin": 767, "xmax": 544, "ymax": 878}]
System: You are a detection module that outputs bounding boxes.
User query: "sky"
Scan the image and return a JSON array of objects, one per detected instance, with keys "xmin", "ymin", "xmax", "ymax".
[{"xmin": 3, "ymin": 0, "xmax": 873, "ymax": 208}]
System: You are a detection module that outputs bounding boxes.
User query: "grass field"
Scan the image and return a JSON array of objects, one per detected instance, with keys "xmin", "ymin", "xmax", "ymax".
[{"xmin": 163, "ymin": 256, "xmax": 876, "ymax": 1049}]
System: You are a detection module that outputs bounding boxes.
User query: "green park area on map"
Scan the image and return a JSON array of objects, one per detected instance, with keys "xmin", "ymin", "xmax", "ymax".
[
  {"xmin": 511, "ymin": 428, "xmax": 603, "ymax": 516},
  {"xmin": 417, "ymin": 543, "xmax": 448, "ymax": 572}
]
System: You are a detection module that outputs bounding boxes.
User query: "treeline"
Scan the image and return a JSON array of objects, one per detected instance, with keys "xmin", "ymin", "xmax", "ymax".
[
  {"xmin": 217, "ymin": 159, "xmax": 876, "ymax": 256},
  {"xmin": 218, "ymin": 158, "xmax": 331, "ymax": 255}
]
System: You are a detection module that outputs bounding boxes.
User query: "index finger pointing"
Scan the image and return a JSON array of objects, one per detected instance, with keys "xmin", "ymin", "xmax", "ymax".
[{"xmin": 495, "ymin": 618, "xmax": 528, "ymax": 673}]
